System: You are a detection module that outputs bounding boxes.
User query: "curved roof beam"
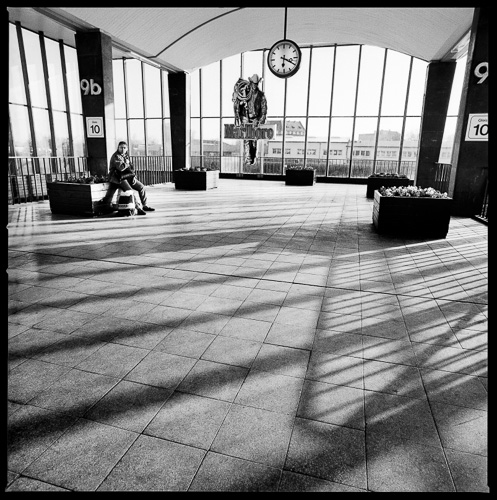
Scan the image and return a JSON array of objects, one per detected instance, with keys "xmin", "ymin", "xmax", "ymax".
[{"xmin": 151, "ymin": 7, "xmax": 244, "ymax": 59}]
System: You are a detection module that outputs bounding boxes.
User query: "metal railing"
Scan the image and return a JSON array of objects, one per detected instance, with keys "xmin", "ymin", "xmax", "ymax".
[
  {"xmin": 433, "ymin": 162, "xmax": 452, "ymax": 194},
  {"xmin": 199, "ymin": 155, "xmax": 418, "ymax": 179},
  {"xmin": 8, "ymin": 157, "xmax": 89, "ymax": 203},
  {"xmin": 8, "ymin": 155, "xmax": 173, "ymax": 204},
  {"xmin": 477, "ymin": 177, "xmax": 488, "ymax": 223},
  {"xmin": 130, "ymin": 155, "xmax": 174, "ymax": 185}
]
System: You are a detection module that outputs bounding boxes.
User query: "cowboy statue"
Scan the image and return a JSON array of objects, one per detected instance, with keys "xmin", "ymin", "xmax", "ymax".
[{"xmin": 233, "ymin": 74, "xmax": 268, "ymax": 165}]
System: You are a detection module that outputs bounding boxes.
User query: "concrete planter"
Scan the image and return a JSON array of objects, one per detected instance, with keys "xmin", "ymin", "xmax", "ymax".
[
  {"xmin": 285, "ymin": 169, "xmax": 316, "ymax": 186},
  {"xmin": 366, "ymin": 176, "xmax": 413, "ymax": 198},
  {"xmin": 174, "ymin": 170, "xmax": 219, "ymax": 190},
  {"xmin": 46, "ymin": 182, "xmax": 112, "ymax": 216},
  {"xmin": 373, "ymin": 190, "xmax": 453, "ymax": 238}
]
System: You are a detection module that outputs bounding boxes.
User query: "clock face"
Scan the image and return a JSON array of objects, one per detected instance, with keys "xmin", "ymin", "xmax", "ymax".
[{"xmin": 267, "ymin": 39, "xmax": 302, "ymax": 78}]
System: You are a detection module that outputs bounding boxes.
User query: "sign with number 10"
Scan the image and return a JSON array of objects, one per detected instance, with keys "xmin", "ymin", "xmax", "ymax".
[
  {"xmin": 86, "ymin": 117, "xmax": 104, "ymax": 138},
  {"xmin": 465, "ymin": 114, "xmax": 488, "ymax": 142}
]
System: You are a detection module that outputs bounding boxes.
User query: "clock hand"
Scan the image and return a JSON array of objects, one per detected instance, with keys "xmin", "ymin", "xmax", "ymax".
[{"xmin": 281, "ymin": 56, "xmax": 296, "ymax": 65}]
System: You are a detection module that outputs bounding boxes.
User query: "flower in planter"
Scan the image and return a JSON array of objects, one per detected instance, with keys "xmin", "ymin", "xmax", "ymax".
[
  {"xmin": 286, "ymin": 165, "xmax": 315, "ymax": 171},
  {"xmin": 178, "ymin": 166, "xmax": 219, "ymax": 172},
  {"xmin": 379, "ymin": 185, "xmax": 448, "ymax": 198},
  {"xmin": 53, "ymin": 174, "xmax": 109, "ymax": 184},
  {"xmin": 369, "ymin": 172, "xmax": 408, "ymax": 178}
]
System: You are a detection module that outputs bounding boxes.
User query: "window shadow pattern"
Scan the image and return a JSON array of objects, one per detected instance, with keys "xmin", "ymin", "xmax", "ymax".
[{"xmin": 7, "ymin": 181, "xmax": 487, "ymax": 492}]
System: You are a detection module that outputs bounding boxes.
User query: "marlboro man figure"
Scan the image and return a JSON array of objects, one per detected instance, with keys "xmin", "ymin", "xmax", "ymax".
[{"xmin": 233, "ymin": 74, "xmax": 268, "ymax": 165}]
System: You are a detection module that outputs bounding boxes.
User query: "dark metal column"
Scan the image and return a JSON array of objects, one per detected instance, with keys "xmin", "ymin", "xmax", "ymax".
[
  {"xmin": 168, "ymin": 71, "xmax": 191, "ymax": 171},
  {"xmin": 449, "ymin": 7, "xmax": 488, "ymax": 216},
  {"xmin": 415, "ymin": 61, "xmax": 456, "ymax": 189},
  {"xmin": 75, "ymin": 29, "xmax": 116, "ymax": 176}
]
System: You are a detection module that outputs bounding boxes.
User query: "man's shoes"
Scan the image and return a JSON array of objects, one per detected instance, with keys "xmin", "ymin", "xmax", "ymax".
[
  {"xmin": 143, "ymin": 206, "xmax": 155, "ymax": 211},
  {"xmin": 136, "ymin": 207, "xmax": 147, "ymax": 215}
]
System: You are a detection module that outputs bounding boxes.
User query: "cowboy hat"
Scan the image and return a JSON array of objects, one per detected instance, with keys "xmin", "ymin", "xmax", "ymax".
[{"xmin": 248, "ymin": 74, "xmax": 262, "ymax": 84}]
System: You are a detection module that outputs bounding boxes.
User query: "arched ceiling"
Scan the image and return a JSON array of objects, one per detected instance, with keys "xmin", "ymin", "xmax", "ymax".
[{"xmin": 8, "ymin": 7, "xmax": 474, "ymax": 73}]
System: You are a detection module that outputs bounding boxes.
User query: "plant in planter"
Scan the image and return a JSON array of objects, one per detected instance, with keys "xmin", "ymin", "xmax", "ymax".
[
  {"xmin": 373, "ymin": 185, "xmax": 453, "ymax": 239},
  {"xmin": 47, "ymin": 174, "xmax": 114, "ymax": 216},
  {"xmin": 174, "ymin": 166, "xmax": 219, "ymax": 190},
  {"xmin": 370, "ymin": 172, "xmax": 408, "ymax": 178},
  {"xmin": 366, "ymin": 172, "xmax": 413, "ymax": 198},
  {"xmin": 285, "ymin": 165, "xmax": 316, "ymax": 186}
]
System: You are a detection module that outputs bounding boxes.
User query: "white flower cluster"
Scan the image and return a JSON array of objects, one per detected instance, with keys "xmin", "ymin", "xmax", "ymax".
[{"xmin": 379, "ymin": 185, "xmax": 448, "ymax": 198}]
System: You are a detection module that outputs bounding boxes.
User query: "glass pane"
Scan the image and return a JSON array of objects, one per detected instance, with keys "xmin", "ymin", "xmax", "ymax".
[
  {"xmin": 70, "ymin": 113, "xmax": 86, "ymax": 157},
  {"xmin": 284, "ymin": 116, "xmax": 306, "ymax": 169},
  {"xmin": 144, "ymin": 63, "xmax": 161, "ymax": 118},
  {"xmin": 242, "ymin": 51, "xmax": 264, "ymax": 83},
  {"xmin": 406, "ymin": 57, "xmax": 428, "ymax": 116},
  {"xmin": 260, "ymin": 117, "xmax": 283, "ymax": 174},
  {"xmin": 201, "ymin": 61, "xmax": 220, "ymax": 117},
  {"xmin": 328, "ymin": 117, "xmax": 352, "ymax": 177},
  {"xmin": 439, "ymin": 116, "xmax": 457, "ymax": 163},
  {"xmin": 286, "ymin": 48, "xmax": 310, "ymax": 116},
  {"xmin": 190, "ymin": 70, "xmax": 200, "ymax": 117},
  {"xmin": 262, "ymin": 127, "xmax": 283, "ymax": 175},
  {"xmin": 163, "ymin": 119, "xmax": 172, "ymax": 156},
  {"xmin": 307, "ymin": 117, "xmax": 330, "ymax": 175},
  {"xmin": 162, "ymin": 70, "xmax": 170, "ymax": 118},
  {"xmin": 125, "ymin": 59, "xmax": 144, "ymax": 118},
  {"xmin": 401, "ymin": 116, "xmax": 421, "ymax": 178},
  {"xmin": 263, "ymin": 50, "xmax": 285, "ymax": 117},
  {"xmin": 53, "ymin": 110, "xmax": 70, "ymax": 155},
  {"xmin": 351, "ymin": 117, "xmax": 378, "ymax": 177},
  {"xmin": 22, "ymin": 28, "xmax": 47, "ymax": 108},
  {"xmin": 308, "ymin": 46, "xmax": 334, "ymax": 117},
  {"xmin": 112, "ymin": 59, "xmax": 126, "ymax": 119},
  {"xmin": 191, "ymin": 118, "xmax": 201, "ymax": 160},
  {"xmin": 128, "ymin": 119, "xmax": 145, "ymax": 155},
  {"xmin": 332, "ymin": 46, "xmax": 360, "ymax": 116},
  {"xmin": 9, "ymin": 24, "xmax": 26, "ymax": 105},
  {"xmin": 45, "ymin": 38, "xmax": 66, "ymax": 111},
  {"xmin": 447, "ymin": 54, "xmax": 467, "ymax": 116},
  {"xmin": 8, "ymin": 123, "xmax": 14, "ymax": 157},
  {"xmin": 115, "ymin": 119, "xmax": 128, "ymax": 147},
  {"xmin": 202, "ymin": 118, "xmax": 220, "ymax": 169},
  {"xmin": 381, "ymin": 50, "xmax": 410, "ymax": 116},
  {"xmin": 146, "ymin": 119, "xmax": 163, "ymax": 155},
  {"xmin": 32, "ymin": 108, "xmax": 52, "ymax": 156},
  {"xmin": 9, "ymin": 104, "xmax": 31, "ymax": 156},
  {"xmin": 356, "ymin": 46, "xmax": 385, "ymax": 116},
  {"xmin": 222, "ymin": 54, "xmax": 241, "ymax": 118},
  {"xmin": 221, "ymin": 117, "xmax": 243, "ymax": 174},
  {"xmin": 64, "ymin": 46, "xmax": 82, "ymax": 114},
  {"xmin": 375, "ymin": 117, "xmax": 403, "ymax": 173}
]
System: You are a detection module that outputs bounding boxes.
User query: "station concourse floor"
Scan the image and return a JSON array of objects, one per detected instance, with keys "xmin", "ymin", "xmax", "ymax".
[{"xmin": 7, "ymin": 179, "xmax": 488, "ymax": 492}]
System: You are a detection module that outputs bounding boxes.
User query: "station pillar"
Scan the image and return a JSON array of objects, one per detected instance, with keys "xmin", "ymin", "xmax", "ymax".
[
  {"xmin": 168, "ymin": 72, "xmax": 191, "ymax": 171},
  {"xmin": 449, "ymin": 7, "xmax": 488, "ymax": 216},
  {"xmin": 75, "ymin": 29, "xmax": 115, "ymax": 176},
  {"xmin": 416, "ymin": 61, "xmax": 456, "ymax": 190}
]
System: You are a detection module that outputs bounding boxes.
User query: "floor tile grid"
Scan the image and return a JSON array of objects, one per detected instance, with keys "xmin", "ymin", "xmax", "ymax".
[{"xmin": 8, "ymin": 180, "xmax": 488, "ymax": 492}]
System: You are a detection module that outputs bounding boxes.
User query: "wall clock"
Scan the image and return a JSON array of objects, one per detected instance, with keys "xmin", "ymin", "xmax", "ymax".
[{"xmin": 267, "ymin": 39, "xmax": 302, "ymax": 78}]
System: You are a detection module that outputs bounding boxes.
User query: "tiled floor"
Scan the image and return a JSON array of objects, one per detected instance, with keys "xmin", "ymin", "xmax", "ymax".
[{"xmin": 7, "ymin": 179, "xmax": 488, "ymax": 492}]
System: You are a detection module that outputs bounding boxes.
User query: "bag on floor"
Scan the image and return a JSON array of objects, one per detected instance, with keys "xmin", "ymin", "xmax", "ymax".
[{"xmin": 117, "ymin": 190, "xmax": 136, "ymax": 216}]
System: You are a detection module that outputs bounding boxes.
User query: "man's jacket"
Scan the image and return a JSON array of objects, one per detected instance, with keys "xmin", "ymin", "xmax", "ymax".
[{"xmin": 109, "ymin": 151, "xmax": 135, "ymax": 184}]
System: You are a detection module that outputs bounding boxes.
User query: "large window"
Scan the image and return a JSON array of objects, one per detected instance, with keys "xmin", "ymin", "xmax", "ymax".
[
  {"xmin": 111, "ymin": 58, "xmax": 173, "ymax": 160},
  {"xmin": 190, "ymin": 44, "xmax": 435, "ymax": 178},
  {"xmin": 8, "ymin": 23, "xmax": 85, "ymax": 159},
  {"xmin": 9, "ymin": 17, "xmax": 467, "ymax": 192},
  {"xmin": 8, "ymin": 22, "xmax": 90, "ymax": 203}
]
